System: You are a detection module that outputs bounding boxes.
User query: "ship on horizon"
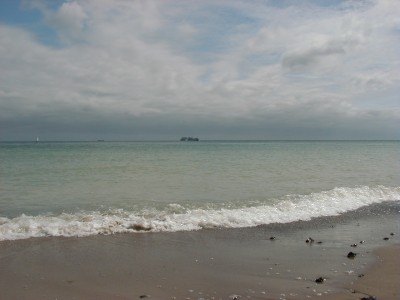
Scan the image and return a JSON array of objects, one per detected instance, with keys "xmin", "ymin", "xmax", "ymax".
[{"xmin": 180, "ymin": 137, "xmax": 199, "ymax": 142}]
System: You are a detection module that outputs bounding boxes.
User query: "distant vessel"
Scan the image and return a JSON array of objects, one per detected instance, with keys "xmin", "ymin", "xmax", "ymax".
[
  {"xmin": 35, "ymin": 137, "xmax": 39, "ymax": 143},
  {"xmin": 180, "ymin": 137, "xmax": 199, "ymax": 142}
]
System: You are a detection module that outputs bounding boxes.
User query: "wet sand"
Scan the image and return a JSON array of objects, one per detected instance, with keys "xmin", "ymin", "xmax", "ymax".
[{"xmin": 0, "ymin": 204, "xmax": 399, "ymax": 299}]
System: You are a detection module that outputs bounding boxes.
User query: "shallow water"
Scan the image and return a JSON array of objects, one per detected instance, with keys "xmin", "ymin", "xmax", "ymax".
[{"xmin": 0, "ymin": 141, "xmax": 399, "ymax": 240}]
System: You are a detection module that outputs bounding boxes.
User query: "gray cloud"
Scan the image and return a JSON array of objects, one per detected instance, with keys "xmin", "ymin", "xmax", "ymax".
[
  {"xmin": 0, "ymin": 0, "xmax": 399, "ymax": 141},
  {"xmin": 282, "ymin": 39, "xmax": 352, "ymax": 69}
]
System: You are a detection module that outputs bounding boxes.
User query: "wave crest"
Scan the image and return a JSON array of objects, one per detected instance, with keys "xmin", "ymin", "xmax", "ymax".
[{"xmin": 1, "ymin": 185, "xmax": 399, "ymax": 241}]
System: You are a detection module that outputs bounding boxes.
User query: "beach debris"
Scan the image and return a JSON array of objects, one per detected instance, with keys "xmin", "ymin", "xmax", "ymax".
[
  {"xmin": 139, "ymin": 295, "xmax": 150, "ymax": 298},
  {"xmin": 351, "ymin": 243, "xmax": 357, "ymax": 247},
  {"xmin": 383, "ymin": 237, "xmax": 389, "ymax": 240},
  {"xmin": 347, "ymin": 252, "xmax": 357, "ymax": 259},
  {"xmin": 345, "ymin": 270, "xmax": 354, "ymax": 275},
  {"xmin": 129, "ymin": 224, "xmax": 151, "ymax": 231},
  {"xmin": 315, "ymin": 277, "xmax": 326, "ymax": 283},
  {"xmin": 306, "ymin": 237, "xmax": 314, "ymax": 243},
  {"xmin": 229, "ymin": 294, "xmax": 241, "ymax": 300},
  {"xmin": 269, "ymin": 236, "xmax": 276, "ymax": 240}
]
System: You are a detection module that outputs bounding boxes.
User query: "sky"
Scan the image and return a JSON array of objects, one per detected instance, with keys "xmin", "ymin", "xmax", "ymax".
[{"xmin": 0, "ymin": 0, "xmax": 399, "ymax": 141}]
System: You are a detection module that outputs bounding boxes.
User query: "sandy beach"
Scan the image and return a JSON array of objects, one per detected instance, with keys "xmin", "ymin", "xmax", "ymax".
[
  {"xmin": 328, "ymin": 244, "xmax": 400, "ymax": 300},
  {"xmin": 0, "ymin": 203, "xmax": 399, "ymax": 300}
]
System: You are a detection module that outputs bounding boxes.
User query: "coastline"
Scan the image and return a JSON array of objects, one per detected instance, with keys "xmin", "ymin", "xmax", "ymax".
[{"xmin": 0, "ymin": 204, "xmax": 399, "ymax": 299}]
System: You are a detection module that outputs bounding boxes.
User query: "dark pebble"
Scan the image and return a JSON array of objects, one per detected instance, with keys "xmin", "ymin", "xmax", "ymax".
[
  {"xmin": 390, "ymin": 232, "xmax": 395, "ymax": 236},
  {"xmin": 269, "ymin": 236, "xmax": 276, "ymax": 240},
  {"xmin": 315, "ymin": 277, "xmax": 325, "ymax": 283},
  {"xmin": 360, "ymin": 240, "xmax": 365, "ymax": 244},
  {"xmin": 129, "ymin": 224, "xmax": 151, "ymax": 231},
  {"xmin": 306, "ymin": 237, "xmax": 314, "ymax": 243},
  {"xmin": 360, "ymin": 296, "xmax": 377, "ymax": 300},
  {"xmin": 383, "ymin": 237, "xmax": 389, "ymax": 241},
  {"xmin": 347, "ymin": 251, "xmax": 356, "ymax": 259},
  {"xmin": 140, "ymin": 295, "xmax": 150, "ymax": 299},
  {"xmin": 351, "ymin": 244, "xmax": 357, "ymax": 247}
]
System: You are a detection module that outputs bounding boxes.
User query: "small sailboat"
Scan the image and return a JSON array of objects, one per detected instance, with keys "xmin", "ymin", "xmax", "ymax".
[{"xmin": 35, "ymin": 137, "xmax": 39, "ymax": 143}]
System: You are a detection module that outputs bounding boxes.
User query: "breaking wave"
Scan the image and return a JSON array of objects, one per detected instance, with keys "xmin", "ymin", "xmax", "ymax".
[{"xmin": 1, "ymin": 185, "xmax": 399, "ymax": 241}]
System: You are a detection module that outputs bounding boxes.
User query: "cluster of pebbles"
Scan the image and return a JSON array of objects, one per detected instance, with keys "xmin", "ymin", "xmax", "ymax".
[
  {"xmin": 138, "ymin": 232, "xmax": 395, "ymax": 300},
  {"xmin": 310, "ymin": 233, "xmax": 395, "ymax": 300}
]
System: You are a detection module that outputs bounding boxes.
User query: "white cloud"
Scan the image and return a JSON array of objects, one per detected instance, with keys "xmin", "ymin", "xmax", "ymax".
[
  {"xmin": 45, "ymin": 1, "xmax": 87, "ymax": 42},
  {"xmin": 0, "ymin": 0, "xmax": 399, "ymax": 140}
]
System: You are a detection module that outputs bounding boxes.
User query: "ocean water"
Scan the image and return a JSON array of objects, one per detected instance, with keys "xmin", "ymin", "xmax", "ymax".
[{"xmin": 0, "ymin": 141, "xmax": 399, "ymax": 240}]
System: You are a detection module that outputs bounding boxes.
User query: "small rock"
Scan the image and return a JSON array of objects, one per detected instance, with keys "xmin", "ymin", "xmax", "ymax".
[
  {"xmin": 269, "ymin": 236, "xmax": 276, "ymax": 240},
  {"xmin": 347, "ymin": 252, "xmax": 356, "ymax": 259},
  {"xmin": 129, "ymin": 224, "xmax": 151, "ymax": 231},
  {"xmin": 306, "ymin": 237, "xmax": 314, "ymax": 243},
  {"xmin": 229, "ymin": 294, "xmax": 240, "ymax": 300},
  {"xmin": 383, "ymin": 237, "xmax": 389, "ymax": 241},
  {"xmin": 360, "ymin": 240, "xmax": 365, "ymax": 244},
  {"xmin": 350, "ymin": 244, "xmax": 357, "ymax": 247},
  {"xmin": 317, "ymin": 241, "xmax": 322, "ymax": 244},
  {"xmin": 315, "ymin": 277, "xmax": 325, "ymax": 283},
  {"xmin": 390, "ymin": 232, "xmax": 395, "ymax": 236},
  {"xmin": 140, "ymin": 295, "xmax": 150, "ymax": 299},
  {"xmin": 358, "ymin": 274, "xmax": 365, "ymax": 278},
  {"xmin": 361, "ymin": 297, "xmax": 376, "ymax": 300}
]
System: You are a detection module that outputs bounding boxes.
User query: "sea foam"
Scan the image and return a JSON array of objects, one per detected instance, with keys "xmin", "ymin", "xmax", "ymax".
[{"xmin": 0, "ymin": 185, "xmax": 399, "ymax": 241}]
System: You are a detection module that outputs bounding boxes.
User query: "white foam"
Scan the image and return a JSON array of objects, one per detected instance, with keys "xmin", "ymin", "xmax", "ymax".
[{"xmin": 0, "ymin": 185, "xmax": 399, "ymax": 241}]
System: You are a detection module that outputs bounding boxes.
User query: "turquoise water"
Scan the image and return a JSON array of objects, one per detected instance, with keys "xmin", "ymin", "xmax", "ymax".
[{"xmin": 0, "ymin": 141, "xmax": 399, "ymax": 240}]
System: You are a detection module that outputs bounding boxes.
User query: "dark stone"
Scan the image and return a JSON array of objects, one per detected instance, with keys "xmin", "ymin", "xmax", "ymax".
[
  {"xmin": 383, "ymin": 237, "xmax": 389, "ymax": 241},
  {"xmin": 315, "ymin": 277, "xmax": 325, "ymax": 283},
  {"xmin": 358, "ymin": 274, "xmax": 365, "ymax": 278},
  {"xmin": 269, "ymin": 236, "xmax": 276, "ymax": 240},
  {"xmin": 317, "ymin": 241, "xmax": 323, "ymax": 244},
  {"xmin": 347, "ymin": 252, "xmax": 356, "ymax": 259},
  {"xmin": 306, "ymin": 237, "xmax": 314, "ymax": 243},
  {"xmin": 360, "ymin": 240, "xmax": 365, "ymax": 244},
  {"xmin": 351, "ymin": 243, "xmax": 357, "ymax": 247},
  {"xmin": 360, "ymin": 296, "xmax": 376, "ymax": 300},
  {"xmin": 390, "ymin": 232, "xmax": 395, "ymax": 236},
  {"xmin": 140, "ymin": 295, "xmax": 150, "ymax": 299},
  {"xmin": 129, "ymin": 224, "xmax": 151, "ymax": 231}
]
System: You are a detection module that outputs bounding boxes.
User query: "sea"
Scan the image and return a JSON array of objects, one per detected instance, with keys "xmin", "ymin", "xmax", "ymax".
[{"xmin": 0, "ymin": 140, "xmax": 399, "ymax": 241}]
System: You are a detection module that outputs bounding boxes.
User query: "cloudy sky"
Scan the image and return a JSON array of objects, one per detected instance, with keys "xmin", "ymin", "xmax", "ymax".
[{"xmin": 0, "ymin": 0, "xmax": 399, "ymax": 141}]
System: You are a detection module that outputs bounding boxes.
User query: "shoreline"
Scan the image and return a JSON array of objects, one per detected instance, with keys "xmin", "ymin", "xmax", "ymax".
[{"xmin": 0, "ymin": 207, "xmax": 399, "ymax": 299}]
